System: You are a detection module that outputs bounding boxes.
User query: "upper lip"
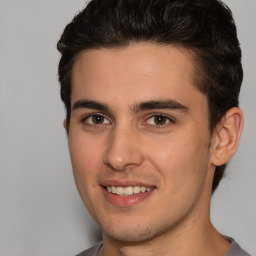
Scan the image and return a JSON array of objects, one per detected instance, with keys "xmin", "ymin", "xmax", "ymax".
[{"xmin": 100, "ymin": 180, "xmax": 156, "ymax": 188}]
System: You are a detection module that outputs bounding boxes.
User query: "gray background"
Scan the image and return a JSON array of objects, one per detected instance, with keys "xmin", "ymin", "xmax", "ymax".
[{"xmin": 0, "ymin": 0, "xmax": 255, "ymax": 255}]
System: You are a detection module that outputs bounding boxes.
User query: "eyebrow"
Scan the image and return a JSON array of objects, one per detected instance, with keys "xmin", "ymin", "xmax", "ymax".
[
  {"xmin": 72, "ymin": 100, "xmax": 110, "ymax": 112},
  {"xmin": 132, "ymin": 99, "xmax": 188, "ymax": 113},
  {"xmin": 72, "ymin": 99, "xmax": 188, "ymax": 113}
]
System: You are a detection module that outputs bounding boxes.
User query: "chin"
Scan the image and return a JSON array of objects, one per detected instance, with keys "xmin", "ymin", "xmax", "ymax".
[{"xmin": 101, "ymin": 220, "xmax": 171, "ymax": 243}]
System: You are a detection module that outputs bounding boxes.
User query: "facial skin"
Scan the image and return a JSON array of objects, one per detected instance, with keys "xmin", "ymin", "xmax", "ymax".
[{"xmin": 67, "ymin": 44, "xmax": 242, "ymax": 256}]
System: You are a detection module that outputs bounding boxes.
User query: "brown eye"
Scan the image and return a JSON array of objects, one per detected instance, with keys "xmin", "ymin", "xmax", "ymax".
[
  {"xmin": 154, "ymin": 115, "xmax": 167, "ymax": 125},
  {"xmin": 92, "ymin": 115, "xmax": 105, "ymax": 124},
  {"xmin": 84, "ymin": 114, "xmax": 110, "ymax": 125},
  {"xmin": 146, "ymin": 114, "xmax": 173, "ymax": 126}
]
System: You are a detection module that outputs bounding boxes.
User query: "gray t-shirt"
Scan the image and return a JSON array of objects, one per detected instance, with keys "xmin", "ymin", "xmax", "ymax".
[{"xmin": 75, "ymin": 237, "xmax": 251, "ymax": 256}]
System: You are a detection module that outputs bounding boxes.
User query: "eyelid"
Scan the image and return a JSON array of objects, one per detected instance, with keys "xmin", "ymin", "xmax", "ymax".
[
  {"xmin": 81, "ymin": 113, "xmax": 111, "ymax": 125},
  {"xmin": 143, "ymin": 113, "xmax": 175, "ymax": 126}
]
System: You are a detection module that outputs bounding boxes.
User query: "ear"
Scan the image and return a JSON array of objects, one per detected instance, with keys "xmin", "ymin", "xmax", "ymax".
[
  {"xmin": 63, "ymin": 119, "xmax": 67, "ymax": 129},
  {"xmin": 210, "ymin": 107, "xmax": 243, "ymax": 166},
  {"xmin": 63, "ymin": 119, "xmax": 70, "ymax": 135}
]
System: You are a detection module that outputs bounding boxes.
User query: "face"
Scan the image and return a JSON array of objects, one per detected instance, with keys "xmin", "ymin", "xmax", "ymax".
[{"xmin": 68, "ymin": 44, "xmax": 216, "ymax": 243}]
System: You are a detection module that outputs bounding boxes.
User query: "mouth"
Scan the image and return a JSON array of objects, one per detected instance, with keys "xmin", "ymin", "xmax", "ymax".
[
  {"xmin": 104, "ymin": 186, "xmax": 153, "ymax": 196},
  {"xmin": 101, "ymin": 182, "xmax": 155, "ymax": 207}
]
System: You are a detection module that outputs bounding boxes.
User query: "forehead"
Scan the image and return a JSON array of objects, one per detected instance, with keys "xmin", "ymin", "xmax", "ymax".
[{"xmin": 71, "ymin": 43, "xmax": 206, "ymax": 113}]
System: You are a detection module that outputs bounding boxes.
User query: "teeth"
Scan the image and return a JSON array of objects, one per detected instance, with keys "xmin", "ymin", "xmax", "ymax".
[
  {"xmin": 106, "ymin": 186, "xmax": 152, "ymax": 196},
  {"xmin": 116, "ymin": 187, "xmax": 124, "ymax": 195},
  {"xmin": 124, "ymin": 186, "xmax": 133, "ymax": 195},
  {"xmin": 134, "ymin": 186, "xmax": 141, "ymax": 194},
  {"xmin": 141, "ymin": 187, "xmax": 146, "ymax": 193},
  {"xmin": 111, "ymin": 186, "xmax": 116, "ymax": 193}
]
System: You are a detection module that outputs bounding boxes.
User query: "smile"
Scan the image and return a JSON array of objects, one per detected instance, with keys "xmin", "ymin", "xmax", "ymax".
[{"xmin": 106, "ymin": 186, "xmax": 152, "ymax": 196}]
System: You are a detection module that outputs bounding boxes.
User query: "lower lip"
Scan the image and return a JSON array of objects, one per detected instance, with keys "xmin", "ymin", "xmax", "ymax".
[{"xmin": 102, "ymin": 187, "xmax": 154, "ymax": 207}]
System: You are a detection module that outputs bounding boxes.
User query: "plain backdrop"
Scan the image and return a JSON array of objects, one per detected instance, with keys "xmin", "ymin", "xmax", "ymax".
[{"xmin": 0, "ymin": 0, "xmax": 255, "ymax": 255}]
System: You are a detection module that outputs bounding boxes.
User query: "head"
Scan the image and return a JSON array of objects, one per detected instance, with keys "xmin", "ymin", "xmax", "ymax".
[{"xmin": 57, "ymin": 0, "xmax": 242, "ymax": 197}]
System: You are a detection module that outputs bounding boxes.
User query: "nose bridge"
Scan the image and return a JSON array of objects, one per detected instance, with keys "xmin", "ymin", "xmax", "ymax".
[{"xmin": 103, "ymin": 123, "xmax": 143, "ymax": 171}]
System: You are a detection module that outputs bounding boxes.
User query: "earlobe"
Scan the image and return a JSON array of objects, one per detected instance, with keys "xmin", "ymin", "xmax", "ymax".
[{"xmin": 211, "ymin": 107, "xmax": 243, "ymax": 166}]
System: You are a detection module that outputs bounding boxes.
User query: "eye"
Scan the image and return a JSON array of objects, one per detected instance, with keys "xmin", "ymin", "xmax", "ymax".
[
  {"xmin": 145, "ymin": 114, "xmax": 173, "ymax": 126},
  {"xmin": 83, "ymin": 114, "xmax": 110, "ymax": 125}
]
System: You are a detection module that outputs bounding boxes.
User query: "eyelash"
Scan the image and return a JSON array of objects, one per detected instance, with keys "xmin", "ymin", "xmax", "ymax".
[
  {"xmin": 81, "ymin": 113, "xmax": 175, "ymax": 128},
  {"xmin": 144, "ymin": 114, "xmax": 175, "ymax": 127},
  {"xmin": 81, "ymin": 113, "xmax": 111, "ymax": 126}
]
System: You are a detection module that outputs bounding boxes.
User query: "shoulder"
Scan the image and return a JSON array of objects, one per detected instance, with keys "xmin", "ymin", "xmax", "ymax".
[
  {"xmin": 75, "ymin": 242, "xmax": 103, "ymax": 256},
  {"xmin": 225, "ymin": 237, "xmax": 251, "ymax": 256}
]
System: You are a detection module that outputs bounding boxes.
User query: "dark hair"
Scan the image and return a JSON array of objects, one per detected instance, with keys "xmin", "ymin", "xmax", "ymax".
[{"xmin": 57, "ymin": 0, "xmax": 243, "ymax": 193}]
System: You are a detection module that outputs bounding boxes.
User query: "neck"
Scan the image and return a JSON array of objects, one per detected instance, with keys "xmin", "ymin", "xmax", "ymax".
[{"xmin": 101, "ymin": 218, "xmax": 230, "ymax": 256}]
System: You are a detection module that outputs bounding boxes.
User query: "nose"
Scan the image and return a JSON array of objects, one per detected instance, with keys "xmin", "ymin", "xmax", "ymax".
[{"xmin": 103, "ymin": 126, "xmax": 144, "ymax": 171}]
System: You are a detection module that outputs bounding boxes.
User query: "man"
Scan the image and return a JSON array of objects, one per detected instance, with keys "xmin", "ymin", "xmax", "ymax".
[{"xmin": 57, "ymin": 0, "xmax": 250, "ymax": 255}]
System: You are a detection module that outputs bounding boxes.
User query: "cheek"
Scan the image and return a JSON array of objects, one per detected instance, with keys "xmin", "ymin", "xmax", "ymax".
[
  {"xmin": 146, "ymin": 131, "xmax": 210, "ymax": 190},
  {"xmin": 68, "ymin": 132, "xmax": 105, "ymax": 199},
  {"xmin": 149, "ymin": 135, "xmax": 211, "ymax": 217},
  {"xmin": 69, "ymin": 132, "xmax": 103, "ymax": 172},
  {"xmin": 68, "ymin": 133, "xmax": 106, "ymax": 217}
]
